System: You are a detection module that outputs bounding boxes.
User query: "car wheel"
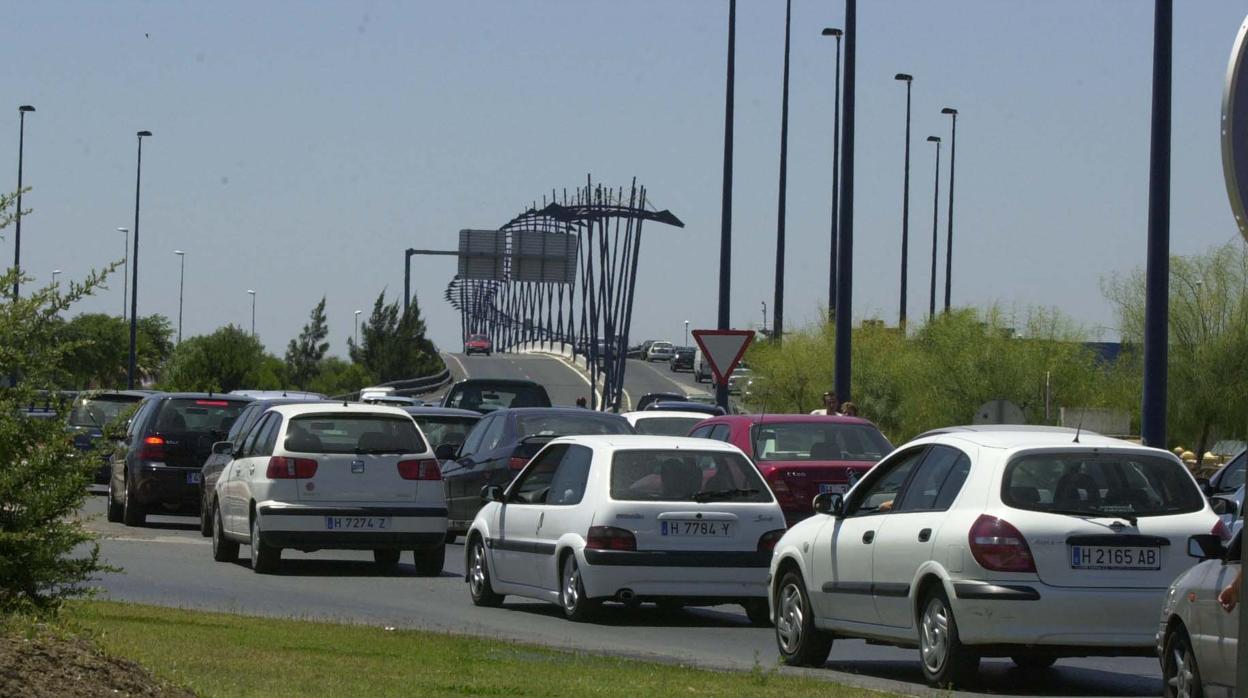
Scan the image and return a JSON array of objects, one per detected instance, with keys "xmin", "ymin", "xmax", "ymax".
[
  {"xmin": 918, "ymin": 587, "xmax": 979, "ymax": 688},
  {"xmin": 212, "ymin": 504, "xmax": 238, "ymax": 562},
  {"xmin": 1162, "ymin": 624, "xmax": 1203, "ymax": 698},
  {"xmin": 106, "ymin": 476, "xmax": 123, "ymax": 523},
  {"xmin": 774, "ymin": 570, "xmax": 833, "ymax": 667},
  {"xmin": 199, "ymin": 495, "xmax": 213, "ymax": 537},
  {"xmin": 560, "ymin": 554, "xmax": 598, "ymax": 622},
  {"xmin": 1011, "ymin": 656, "xmax": 1056, "ymax": 671},
  {"xmin": 413, "ymin": 544, "xmax": 445, "ymax": 577},
  {"xmin": 742, "ymin": 599, "xmax": 772, "ymax": 627},
  {"xmin": 373, "ymin": 549, "xmax": 401, "ymax": 572},
  {"xmin": 250, "ymin": 515, "xmax": 281, "ymax": 574},
  {"xmin": 121, "ymin": 476, "xmax": 145, "ymax": 527},
  {"xmin": 467, "ymin": 538, "xmax": 504, "ymax": 607}
]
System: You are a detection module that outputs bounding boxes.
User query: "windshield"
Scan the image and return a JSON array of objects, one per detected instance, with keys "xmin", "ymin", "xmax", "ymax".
[
  {"xmin": 67, "ymin": 395, "xmax": 142, "ymax": 428},
  {"xmin": 444, "ymin": 383, "xmax": 551, "ymax": 411},
  {"xmin": 610, "ymin": 449, "xmax": 771, "ymax": 503},
  {"xmin": 154, "ymin": 399, "xmax": 248, "ymax": 436},
  {"xmin": 516, "ymin": 413, "xmax": 631, "ymax": 438},
  {"xmin": 751, "ymin": 422, "xmax": 891, "ymax": 462},
  {"xmin": 412, "ymin": 415, "xmax": 479, "ymax": 448},
  {"xmin": 1002, "ymin": 452, "xmax": 1205, "ymax": 518},
  {"xmin": 632, "ymin": 416, "xmax": 703, "ymax": 437},
  {"xmin": 287, "ymin": 414, "xmax": 426, "ymax": 454}
]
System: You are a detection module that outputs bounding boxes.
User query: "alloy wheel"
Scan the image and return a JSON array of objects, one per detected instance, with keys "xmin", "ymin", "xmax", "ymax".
[
  {"xmin": 469, "ymin": 544, "xmax": 488, "ymax": 598},
  {"xmin": 1166, "ymin": 633, "xmax": 1197, "ymax": 698},
  {"xmin": 920, "ymin": 596, "xmax": 950, "ymax": 674},
  {"xmin": 562, "ymin": 557, "xmax": 580, "ymax": 614},
  {"xmin": 776, "ymin": 582, "xmax": 804, "ymax": 653}
]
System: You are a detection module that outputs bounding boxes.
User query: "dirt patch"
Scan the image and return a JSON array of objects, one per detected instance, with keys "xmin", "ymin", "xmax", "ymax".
[{"xmin": 0, "ymin": 625, "xmax": 194, "ymax": 698}]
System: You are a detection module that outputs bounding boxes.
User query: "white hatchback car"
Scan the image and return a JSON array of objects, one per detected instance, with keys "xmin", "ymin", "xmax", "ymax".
[
  {"xmin": 620, "ymin": 410, "xmax": 708, "ymax": 437},
  {"xmin": 1157, "ymin": 529, "xmax": 1241, "ymax": 698},
  {"xmin": 209, "ymin": 403, "xmax": 448, "ymax": 575},
  {"xmin": 768, "ymin": 426, "xmax": 1221, "ymax": 688},
  {"xmin": 465, "ymin": 435, "xmax": 786, "ymax": 623}
]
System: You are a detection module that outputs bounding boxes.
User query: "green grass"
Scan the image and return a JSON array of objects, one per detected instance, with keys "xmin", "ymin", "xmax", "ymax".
[{"xmin": 66, "ymin": 601, "xmax": 890, "ymax": 697}]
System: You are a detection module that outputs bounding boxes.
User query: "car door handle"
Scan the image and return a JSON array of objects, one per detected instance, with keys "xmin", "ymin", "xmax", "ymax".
[
  {"xmin": 862, "ymin": 530, "xmax": 875, "ymax": 544},
  {"xmin": 537, "ymin": 512, "xmax": 544, "ymax": 531},
  {"xmin": 918, "ymin": 528, "xmax": 932, "ymax": 542}
]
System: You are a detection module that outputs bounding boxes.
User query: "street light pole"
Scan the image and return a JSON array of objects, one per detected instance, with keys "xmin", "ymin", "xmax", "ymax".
[
  {"xmin": 683, "ymin": 320, "xmax": 689, "ymax": 346},
  {"xmin": 833, "ymin": 0, "xmax": 857, "ymax": 405},
  {"xmin": 926, "ymin": 136, "xmax": 942, "ymax": 320},
  {"xmin": 822, "ymin": 28, "xmax": 842, "ymax": 323},
  {"xmin": 51, "ymin": 269, "xmax": 61, "ymax": 287},
  {"xmin": 941, "ymin": 107, "xmax": 959, "ymax": 312},
  {"xmin": 118, "ymin": 227, "xmax": 129, "ymax": 320},
  {"xmin": 174, "ymin": 250, "xmax": 185, "ymax": 344},
  {"xmin": 13, "ymin": 105, "xmax": 34, "ymax": 303},
  {"xmin": 354, "ymin": 309, "xmax": 362, "ymax": 346},
  {"xmin": 1141, "ymin": 0, "xmax": 1172, "ymax": 449},
  {"xmin": 247, "ymin": 289, "xmax": 256, "ymax": 337},
  {"xmin": 772, "ymin": 0, "xmax": 792, "ymax": 343},
  {"xmin": 895, "ymin": 74, "xmax": 914, "ymax": 330},
  {"xmin": 716, "ymin": 0, "xmax": 737, "ymax": 411},
  {"xmin": 127, "ymin": 130, "xmax": 151, "ymax": 390}
]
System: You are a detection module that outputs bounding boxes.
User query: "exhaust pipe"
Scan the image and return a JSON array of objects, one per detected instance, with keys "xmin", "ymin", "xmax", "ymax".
[{"xmin": 616, "ymin": 589, "xmax": 635, "ymax": 603}]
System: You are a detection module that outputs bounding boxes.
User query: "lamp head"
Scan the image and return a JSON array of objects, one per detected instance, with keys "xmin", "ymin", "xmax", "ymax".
[
  {"xmin": 926, "ymin": 136, "xmax": 941, "ymax": 143},
  {"xmin": 174, "ymin": 250, "xmax": 184, "ymax": 256},
  {"xmin": 894, "ymin": 73, "xmax": 913, "ymax": 82},
  {"xmin": 247, "ymin": 289, "xmax": 255, "ymax": 295},
  {"xmin": 941, "ymin": 107, "xmax": 958, "ymax": 116},
  {"xmin": 137, "ymin": 130, "xmax": 152, "ymax": 137},
  {"xmin": 117, "ymin": 227, "xmax": 129, "ymax": 233},
  {"xmin": 18, "ymin": 105, "xmax": 35, "ymax": 113},
  {"xmin": 821, "ymin": 27, "xmax": 842, "ymax": 37}
]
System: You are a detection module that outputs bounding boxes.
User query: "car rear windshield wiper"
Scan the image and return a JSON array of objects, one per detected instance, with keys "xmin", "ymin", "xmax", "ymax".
[
  {"xmin": 1042, "ymin": 508, "xmax": 1139, "ymax": 526},
  {"xmin": 692, "ymin": 488, "xmax": 759, "ymax": 502}
]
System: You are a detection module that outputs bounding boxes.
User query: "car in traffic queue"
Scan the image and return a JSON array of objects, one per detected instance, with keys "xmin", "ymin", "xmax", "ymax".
[
  {"xmin": 440, "ymin": 407, "xmax": 633, "ymax": 538},
  {"xmin": 465, "ymin": 435, "xmax": 786, "ymax": 624},
  {"xmin": 208, "ymin": 403, "xmax": 448, "ymax": 575},
  {"xmin": 635, "ymin": 392, "xmax": 687, "ymax": 412},
  {"xmin": 199, "ymin": 396, "xmax": 325, "ymax": 536},
  {"xmin": 107, "ymin": 393, "xmax": 252, "ymax": 526},
  {"xmin": 670, "ymin": 346, "xmax": 695, "ymax": 372},
  {"xmin": 649, "ymin": 400, "xmax": 727, "ymax": 417},
  {"xmin": 689, "ymin": 414, "xmax": 892, "ymax": 527},
  {"xmin": 622, "ymin": 410, "xmax": 710, "ymax": 437},
  {"xmin": 645, "ymin": 341, "xmax": 675, "ymax": 362},
  {"xmin": 767, "ymin": 426, "xmax": 1223, "ymax": 688},
  {"xmin": 1158, "ymin": 528, "xmax": 1241, "ymax": 698},
  {"xmin": 402, "ymin": 406, "xmax": 481, "ymax": 457},
  {"xmin": 1199, "ymin": 449, "xmax": 1244, "ymax": 499},
  {"xmin": 464, "ymin": 333, "xmax": 493, "ymax": 356},
  {"xmin": 440, "ymin": 378, "xmax": 552, "ymax": 414},
  {"xmin": 65, "ymin": 389, "xmax": 151, "ymax": 483}
]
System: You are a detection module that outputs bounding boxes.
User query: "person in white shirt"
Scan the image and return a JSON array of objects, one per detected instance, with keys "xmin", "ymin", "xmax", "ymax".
[{"xmin": 810, "ymin": 391, "xmax": 841, "ymax": 416}]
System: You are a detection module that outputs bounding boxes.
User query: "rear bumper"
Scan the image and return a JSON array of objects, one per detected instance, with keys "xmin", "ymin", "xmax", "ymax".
[
  {"xmin": 257, "ymin": 504, "xmax": 447, "ymax": 550},
  {"xmin": 580, "ymin": 549, "xmax": 769, "ymax": 600},
  {"xmin": 133, "ymin": 464, "xmax": 201, "ymax": 510},
  {"xmin": 261, "ymin": 530, "xmax": 444, "ymax": 550}
]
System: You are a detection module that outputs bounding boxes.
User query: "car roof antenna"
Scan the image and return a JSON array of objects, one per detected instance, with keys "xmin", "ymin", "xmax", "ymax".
[{"xmin": 1072, "ymin": 410, "xmax": 1085, "ymax": 444}]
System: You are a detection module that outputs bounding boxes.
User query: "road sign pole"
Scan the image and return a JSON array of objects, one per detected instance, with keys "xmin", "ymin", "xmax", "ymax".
[
  {"xmin": 716, "ymin": 0, "xmax": 737, "ymax": 411},
  {"xmin": 1141, "ymin": 0, "xmax": 1171, "ymax": 449}
]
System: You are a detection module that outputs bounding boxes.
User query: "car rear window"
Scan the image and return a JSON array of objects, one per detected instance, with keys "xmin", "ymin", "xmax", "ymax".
[
  {"xmin": 411, "ymin": 415, "xmax": 479, "ymax": 448},
  {"xmin": 610, "ymin": 449, "xmax": 772, "ymax": 503},
  {"xmin": 632, "ymin": 416, "xmax": 703, "ymax": 437},
  {"xmin": 516, "ymin": 413, "xmax": 631, "ymax": 438},
  {"xmin": 1002, "ymin": 452, "xmax": 1205, "ymax": 518},
  {"xmin": 444, "ymin": 383, "xmax": 551, "ymax": 411},
  {"xmin": 153, "ymin": 399, "xmax": 247, "ymax": 436},
  {"xmin": 67, "ymin": 395, "xmax": 142, "ymax": 428},
  {"xmin": 286, "ymin": 414, "xmax": 426, "ymax": 455},
  {"xmin": 751, "ymin": 422, "xmax": 891, "ymax": 462}
]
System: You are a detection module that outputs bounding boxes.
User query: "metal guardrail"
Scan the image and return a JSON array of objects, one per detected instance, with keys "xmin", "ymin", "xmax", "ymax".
[{"xmin": 330, "ymin": 363, "xmax": 453, "ymax": 402}]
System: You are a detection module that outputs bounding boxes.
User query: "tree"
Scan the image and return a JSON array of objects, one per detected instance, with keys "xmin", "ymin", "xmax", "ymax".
[
  {"xmin": 348, "ymin": 291, "xmax": 441, "ymax": 383},
  {"xmin": 308, "ymin": 357, "xmax": 377, "ymax": 397},
  {"xmin": 284, "ymin": 297, "xmax": 330, "ymax": 389},
  {"xmin": 161, "ymin": 325, "xmax": 283, "ymax": 393},
  {"xmin": 57, "ymin": 313, "xmax": 174, "ymax": 389}
]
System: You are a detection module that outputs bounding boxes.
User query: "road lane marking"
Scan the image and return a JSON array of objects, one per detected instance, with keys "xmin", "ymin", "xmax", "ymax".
[
  {"xmin": 100, "ymin": 535, "xmax": 209, "ymax": 545},
  {"xmin": 444, "ymin": 352, "xmax": 469, "ymax": 380}
]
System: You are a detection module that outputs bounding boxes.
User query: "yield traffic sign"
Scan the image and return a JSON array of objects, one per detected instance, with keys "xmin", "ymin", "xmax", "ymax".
[{"xmin": 691, "ymin": 329, "xmax": 754, "ymax": 386}]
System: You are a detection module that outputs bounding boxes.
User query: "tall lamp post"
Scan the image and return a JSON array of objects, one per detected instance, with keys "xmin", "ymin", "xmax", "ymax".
[
  {"xmin": 354, "ymin": 309, "xmax": 362, "ymax": 346},
  {"xmin": 174, "ymin": 250, "xmax": 185, "ymax": 344},
  {"xmin": 715, "ymin": 0, "xmax": 737, "ymax": 411},
  {"xmin": 821, "ymin": 28, "xmax": 842, "ymax": 322},
  {"xmin": 247, "ymin": 289, "xmax": 256, "ymax": 337},
  {"xmin": 683, "ymin": 320, "xmax": 689, "ymax": 346},
  {"xmin": 941, "ymin": 107, "xmax": 958, "ymax": 312},
  {"xmin": 127, "ymin": 130, "xmax": 152, "ymax": 390},
  {"xmin": 772, "ymin": 0, "xmax": 792, "ymax": 342},
  {"xmin": 926, "ymin": 135, "xmax": 942, "ymax": 320},
  {"xmin": 833, "ymin": 0, "xmax": 858, "ymax": 406},
  {"xmin": 895, "ymin": 74, "xmax": 914, "ymax": 330},
  {"xmin": 118, "ymin": 227, "xmax": 129, "ymax": 320},
  {"xmin": 13, "ymin": 105, "xmax": 35, "ymax": 303},
  {"xmin": 51, "ymin": 269, "xmax": 61, "ymax": 288},
  {"xmin": 1141, "ymin": 0, "xmax": 1172, "ymax": 449}
]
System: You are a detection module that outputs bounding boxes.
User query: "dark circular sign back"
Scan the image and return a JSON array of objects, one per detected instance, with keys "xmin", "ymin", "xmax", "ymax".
[{"xmin": 1222, "ymin": 15, "xmax": 1248, "ymax": 240}]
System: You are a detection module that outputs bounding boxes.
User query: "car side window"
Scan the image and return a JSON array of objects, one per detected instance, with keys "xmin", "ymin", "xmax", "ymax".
[
  {"xmin": 459, "ymin": 415, "xmax": 491, "ymax": 458},
  {"xmin": 258, "ymin": 415, "xmax": 283, "ymax": 456},
  {"xmin": 509, "ymin": 444, "xmax": 568, "ymax": 504},
  {"xmin": 847, "ymin": 447, "xmax": 927, "ymax": 516},
  {"xmin": 895, "ymin": 445, "xmax": 972, "ymax": 513},
  {"xmin": 689, "ymin": 424, "xmax": 715, "ymax": 439},
  {"xmin": 243, "ymin": 414, "xmax": 276, "ymax": 457},
  {"xmin": 709, "ymin": 424, "xmax": 732, "ymax": 442},
  {"xmin": 229, "ymin": 406, "xmax": 259, "ymax": 447},
  {"xmin": 128, "ymin": 399, "xmax": 157, "ymax": 437},
  {"xmin": 546, "ymin": 445, "xmax": 593, "ymax": 506},
  {"xmin": 479, "ymin": 415, "xmax": 507, "ymax": 453}
]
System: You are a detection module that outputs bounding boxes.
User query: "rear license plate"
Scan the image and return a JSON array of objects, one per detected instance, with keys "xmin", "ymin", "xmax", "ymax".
[
  {"xmin": 819, "ymin": 483, "xmax": 847, "ymax": 494},
  {"xmin": 660, "ymin": 520, "xmax": 734, "ymax": 537},
  {"xmin": 1070, "ymin": 545, "xmax": 1160, "ymax": 570},
  {"xmin": 325, "ymin": 516, "xmax": 392, "ymax": 531},
  {"xmin": 186, "ymin": 472, "xmax": 201, "ymax": 485}
]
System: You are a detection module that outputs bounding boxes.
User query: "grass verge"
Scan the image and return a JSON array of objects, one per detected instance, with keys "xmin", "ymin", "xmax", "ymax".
[{"xmin": 65, "ymin": 600, "xmax": 890, "ymax": 697}]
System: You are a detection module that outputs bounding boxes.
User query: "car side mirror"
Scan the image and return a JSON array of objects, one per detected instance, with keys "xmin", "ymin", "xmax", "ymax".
[
  {"xmin": 481, "ymin": 485, "xmax": 505, "ymax": 503},
  {"xmin": 1196, "ymin": 478, "xmax": 1213, "ymax": 496},
  {"xmin": 435, "ymin": 443, "xmax": 459, "ymax": 460},
  {"xmin": 1187, "ymin": 534, "xmax": 1226, "ymax": 561},
  {"xmin": 1210, "ymin": 497, "xmax": 1239, "ymax": 518},
  {"xmin": 813, "ymin": 492, "xmax": 844, "ymax": 517},
  {"xmin": 211, "ymin": 441, "xmax": 233, "ymax": 456}
]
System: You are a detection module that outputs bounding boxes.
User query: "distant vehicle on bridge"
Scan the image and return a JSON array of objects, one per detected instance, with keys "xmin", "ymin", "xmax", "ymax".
[
  {"xmin": 464, "ymin": 333, "xmax": 493, "ymax": 356},
  {"xmin": 670, "ymin": 346, "xmax": 695, "ymax": 372},
  {"xmin": 644, "ymin": 341, "xmax": 675, "ymax": 362}
]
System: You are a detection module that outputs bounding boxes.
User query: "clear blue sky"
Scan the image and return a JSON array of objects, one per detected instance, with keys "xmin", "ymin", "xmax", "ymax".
[{"xmin": 4, "ymin": 1, "xmax": 1245, "ymax": 355}]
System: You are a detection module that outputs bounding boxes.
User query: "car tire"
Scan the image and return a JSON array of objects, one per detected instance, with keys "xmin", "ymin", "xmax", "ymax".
[
  {"xmin": 918, "ymin": 587, "xmax": 980, "ymax": 688},
  {"xmin": 774, "ymin": 570, "xmax": 833, "ymax": 667},
  {"xmin": 1162, "ymin": 624, "xmax": 1203, "ymax": 698},
  {"xmin": 1011, "ymin": 656, "xmax": 1056, "ymax": 671},
  {"xmin": 199, "ymin": 497, "xmax": 213, "ymax": 537},
  {"xmin": 560, "ymin": 554, "xmax": 599, "ymax": 622},
  {"xmin": 413, "ymin": 544, "xmax": 445, "ymax": 577},
  {"xmin": 250, "ymin": 515, "xmax": 281, "ymax": 574},
  {"xmin": 121, "ymin": 477, "xmax": 145, "ymax": 527},
  {"xmin": 106, "ymin": 476, "xmax": 123, "ymax": 523},
  {"xmin": 743, "ymin": 599, "xmax": 772, "ymax": 627},
  {"xmin": 373, "ymin": 549, "xmax": 401, "ymax": 572},
  {"xmin": 212, "ymin": 504, "xmax": 238, "ymax": 563},
  {"xmin": 467, "ymin": 538, "xmax": 504, "ymax": 607}
]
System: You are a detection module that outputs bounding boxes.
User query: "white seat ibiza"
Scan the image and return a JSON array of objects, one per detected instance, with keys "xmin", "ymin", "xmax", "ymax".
[
  {"xmin": 768, "ymin": 426, "xmax": 1223, "ymax": 688},
  {"xmin": 464, "ymin": 435, "xmax": 787, "ymax": 623},
  {"xmin": 209, "ymin": 403, "xmax": 448, "ymax": 575}
]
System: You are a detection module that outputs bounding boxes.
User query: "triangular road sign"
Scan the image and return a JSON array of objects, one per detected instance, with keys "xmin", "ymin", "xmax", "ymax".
[{"xmin": 691, "ymin": 329, "xmax": 754, "ymax": 386}]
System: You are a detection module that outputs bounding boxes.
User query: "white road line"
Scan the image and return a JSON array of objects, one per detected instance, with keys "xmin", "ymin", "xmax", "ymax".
[
  {"xmin": 443, "ymin": 352, "xmax": 469, "ymax": 380},
  {"xmin": 101, "ymin": 535, "xmax": 209, "ymax": 545}
]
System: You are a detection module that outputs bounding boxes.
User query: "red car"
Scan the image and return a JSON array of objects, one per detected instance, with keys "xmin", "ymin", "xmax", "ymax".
[
  {"xmin": 464, "ymin": 333, "xmax": 492, "ymax": 356},
  {"xmin": 688, "ymin": 414, "xmax": 892, "ymax": 526}
]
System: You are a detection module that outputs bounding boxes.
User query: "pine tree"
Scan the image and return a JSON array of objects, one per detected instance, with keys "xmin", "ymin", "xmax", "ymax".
[
  {"xmin": 348, "ymin": 291, "xmax": 440, "ymax": 383},
  {"xmin": 285, "ymin": 297, "xmax": 330, "ymax": 389}
]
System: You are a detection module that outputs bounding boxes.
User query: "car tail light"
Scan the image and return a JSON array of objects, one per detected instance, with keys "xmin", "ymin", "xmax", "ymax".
[
  {"xmin": 586, "ymin": 525, "xmax": 636, "ymax": 551},
  {"xmin": 508, "ymin": 457, "xmax": 530, "ymax": 471},
  {"xmin": 757, "ymin": 529, "xmax": 787, "ymax": 553},
  {"xmin": 767, "ymin": 474, "xmax": 797, "ymax": 506},
  {"xmin": 968, "ymin": 515, "xmax": 1036, "ymax": 573},
  {"xmin": 1212, "ymin": 518, "xmax": 1232, "ymax": 542},
  {"xmin": 266, "ymin": 456, "xmax": 318, "ymax": 479},
  {"xmin": 397, "ymin": 459, "xmax": 442, "ymax": 481},
  {"xmin": 137, "ymin": 435, "xmax": 165, "ymax": 461}
]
